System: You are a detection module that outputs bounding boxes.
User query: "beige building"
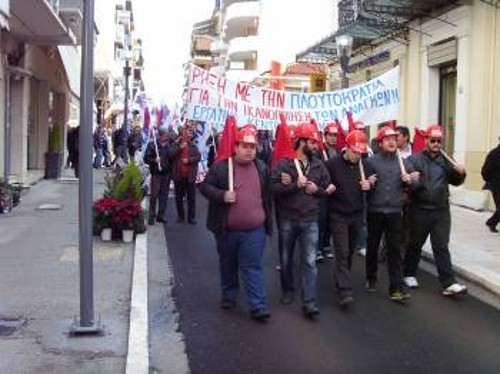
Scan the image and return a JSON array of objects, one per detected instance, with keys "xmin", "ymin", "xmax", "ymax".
[
  {"xmin": 0, "ymin": 0, "xmax": 82, "ymax": 185},
  {"xmin": 298, "ymin": 0, "xmax": 500, "ymax": 210}
]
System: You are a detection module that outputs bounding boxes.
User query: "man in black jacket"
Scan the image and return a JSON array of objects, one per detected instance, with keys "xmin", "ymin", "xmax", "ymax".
[
  {"xmin": 481, "ymin": 138, "xmax": 500, "ymax": 233},
  {"xmin": 199, "ymin": 125, "xmax": 272, "ymax": 322},
  {"xmin": 326, "ymin": 130, "xmax": 371, "ymax": 307},
  {"xmin": 403, "ymin": 125, "xmax": 467, "ymax": 296},
  {"xmin": 143, "ymin": 127, "xmax": 172, "ymax": 225},
  {"xmin": 271, "ymin": 123, "xmax": 333, "ymax": 318}
]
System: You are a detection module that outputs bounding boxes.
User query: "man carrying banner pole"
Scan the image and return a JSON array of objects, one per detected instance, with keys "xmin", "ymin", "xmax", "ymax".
[{"xmin": 199, "ymin": 124, "xmax": 273, "ymax": 322}]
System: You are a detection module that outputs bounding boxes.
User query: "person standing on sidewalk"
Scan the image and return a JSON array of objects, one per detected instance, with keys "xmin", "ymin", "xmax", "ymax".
[
  {"xmin": 271, "ymin": 122, "xmax": 333, "ymax": 319},
  {"xmin": 144, "ymin": 126, "xmax": 172, "ymax": 225},
  {"xmin": 364, "ymin": 126, "xmax": 419, "ymax": 303},
  {"xmin": 171, "ymin": 127, "xmax": 201, "ymax": 224},
  {"xmin": 403, "ymin": 125, "xmax": 468, "ymax": 296},
  {"xmin": 326, "ymin": 130, "xmax": 371, "ymax": 307},
  {"xmin": 481, "ymin": 137, "xmax": 500, "ymax": 233},
  {"xmin": 199, "ymin": 125, "xmax": 273, "ymax": 322}
]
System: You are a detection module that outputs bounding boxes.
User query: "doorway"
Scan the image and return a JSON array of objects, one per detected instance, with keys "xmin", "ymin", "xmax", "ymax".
[{"xmin": 439, "ymin": 65, "xmax": 457, "ymax": 154}]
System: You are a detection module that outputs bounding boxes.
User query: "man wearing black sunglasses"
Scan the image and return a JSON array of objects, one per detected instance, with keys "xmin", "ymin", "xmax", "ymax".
[{"xmin": 403, "ymin": 125, "xmax": 468, "ymax": 296}]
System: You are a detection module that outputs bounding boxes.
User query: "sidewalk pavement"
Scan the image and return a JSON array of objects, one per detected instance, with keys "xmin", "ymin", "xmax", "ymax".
[
  {"xmin": 0, "ymin": 168, "xmax": 133, "ymax": 373},
  {"xmin": 421, "ymin": 205, "xmax": 500, "ymax": 308},
  {"xmin": 0, "ymin": 168, "xmax": 499, "ymax": 372}
]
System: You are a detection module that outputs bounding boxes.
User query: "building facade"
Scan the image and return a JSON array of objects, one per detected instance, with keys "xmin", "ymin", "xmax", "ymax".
[{"xmin": 297, "ymin": 0, "xmax": 500, "ymax": 210}]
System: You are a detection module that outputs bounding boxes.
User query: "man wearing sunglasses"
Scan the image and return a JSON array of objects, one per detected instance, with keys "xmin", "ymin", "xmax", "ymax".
[{"xmin": 403, "ymin": 125, "xmax": 468, "ymax": 296}]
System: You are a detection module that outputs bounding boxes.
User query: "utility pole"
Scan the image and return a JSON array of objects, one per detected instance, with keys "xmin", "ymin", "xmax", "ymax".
[{"xmin": 70, "ymin": 0, "xmax": 103, "ymax": 335}]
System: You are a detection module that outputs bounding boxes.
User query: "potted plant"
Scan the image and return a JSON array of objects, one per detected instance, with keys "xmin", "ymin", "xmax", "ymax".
[
  {"xmin": 45, "ymin": 125, "xmax": 63, "ymax": 179},
  {"xmin": 92, "ymin": 196, "xmax": 119, "ymax": 240},
  {"xmin": 113, "ymin": 199, "xmax": 144, "ymax": 242},
  {"xmin": 0, "ymin": 179, "xmax": 13, "ymax": 214}
]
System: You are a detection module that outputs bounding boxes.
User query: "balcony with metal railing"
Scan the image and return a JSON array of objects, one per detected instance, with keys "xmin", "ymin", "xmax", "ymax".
[
  {"xmin": 224, "ymin": 1, "xmax": 260, "ymax": 41},
  {"xmin": 227, "ymin": 35, "xmax": 258, "ymax": 61}
]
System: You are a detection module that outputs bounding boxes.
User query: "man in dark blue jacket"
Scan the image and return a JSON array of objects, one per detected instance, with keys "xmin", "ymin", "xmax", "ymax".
[
  {"xmin": 403, "ymin": 125, "xmax": 467, "ymax": 296},
  {"xmin": 199, "ymin": 125, "xmax": 272, "ymax": 322},
  {"xmin": 481, "ymin": 138, "xmax": 500, "ymax": 233}
]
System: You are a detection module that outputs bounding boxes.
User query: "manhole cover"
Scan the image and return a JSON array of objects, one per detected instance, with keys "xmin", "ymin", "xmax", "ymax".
[
  {"xmin": 0, "ymin": 318, "xmax": 26, "ymax": 336},
  {"xmin": 36, "ymin": 203, "xmax": 63, "ymax": 210}
]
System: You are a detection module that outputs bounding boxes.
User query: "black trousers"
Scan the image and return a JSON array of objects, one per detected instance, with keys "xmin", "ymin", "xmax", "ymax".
[
  {"xmin": 366, "ymin": 211, "xmax": 404, "ymax": 293},
  {"xmin": 404, "ymin": 206, "xmax": 456, "ymax": 287},
  {"xmin": 174, "ymin": 177, "xmax": 196, "ymax": 221},
  {"xmin": 486, "ymin": 189, "xmax": 500, "ymax": 228},
  {"xmin": 330, "ymin": 212, "xmax": 363, "ymax": 298},
  {"xmin": 150, "ymin": 173, "xmax": 170, "ymax": 220}
]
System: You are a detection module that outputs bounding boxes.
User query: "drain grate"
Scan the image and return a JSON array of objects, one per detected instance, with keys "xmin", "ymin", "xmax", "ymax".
[{"xmin": 0, "ymin": 318, "xmax": 26, "ymax": 336}]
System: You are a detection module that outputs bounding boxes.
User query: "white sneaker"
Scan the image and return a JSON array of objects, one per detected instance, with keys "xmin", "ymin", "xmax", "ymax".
[
  {"xmin": 404, "ymin": 276, "xmax": 419, "ymax": 289},
  {"xmin": 442, "ymin": 283, "xmax": 467, "ymax": 296},
  {"xmin": 357, "ymin": 248, "xmax": 367, "ymax": 257}
]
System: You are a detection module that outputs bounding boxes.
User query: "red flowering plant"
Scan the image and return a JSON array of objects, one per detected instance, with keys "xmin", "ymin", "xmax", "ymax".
[
  {"xmin": 92, "ymin": 196, "xmax": 119, "ymax": 235},
  {"xmin": 112, "ymin": 199, "xmax": 145, "ymax": 233}
]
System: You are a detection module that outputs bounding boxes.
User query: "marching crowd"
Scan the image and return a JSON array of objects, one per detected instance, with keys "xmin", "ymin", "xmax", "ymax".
[{"xmin": 90, "ymin": 117, "xmax": 499, "ymax": 323}]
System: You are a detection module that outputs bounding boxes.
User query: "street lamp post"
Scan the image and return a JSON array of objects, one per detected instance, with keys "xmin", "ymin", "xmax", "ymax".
[
  {"xmin": 122, "ymin": 58, "xmax": 131, "ymax": 162},
  {"xmin": 336, "ymin": 33, "xmax": 353, "ymax": 89}
]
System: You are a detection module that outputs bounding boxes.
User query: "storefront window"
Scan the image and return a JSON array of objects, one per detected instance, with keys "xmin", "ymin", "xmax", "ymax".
[{"xmin": 439, "ymin": 65, "xmax": 457, "ymax": 154}]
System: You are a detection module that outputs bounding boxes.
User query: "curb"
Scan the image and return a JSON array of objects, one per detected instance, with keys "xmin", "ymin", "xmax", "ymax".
[
  {"xmin": 125, "ymin": 232, "xmax": 149, "ymax": 374},
  {"xmin": 421, "ymin": 248, "xmax": 500, "ymax": 302}
]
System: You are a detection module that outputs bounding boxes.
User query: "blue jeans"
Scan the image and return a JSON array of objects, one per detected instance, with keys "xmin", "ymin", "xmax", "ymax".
[
  {"xmin": 280, "ymin": 218, "xmax": 318, "ymax": 304},
  {"xmin": 216, "ymin": 227, "xmax": 267, "ymax": 311}
]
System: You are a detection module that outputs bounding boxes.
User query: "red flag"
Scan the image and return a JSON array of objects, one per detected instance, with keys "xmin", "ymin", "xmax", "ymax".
[
  {"xmin": 272, "ymin": 114, "xmax": 295, "ymax": 168},
  {"xmin": 309, "ymin": 118, "xmax": 325, "ymax": 151},
  {"xmin": 215, "ymin": 116, "xmax": 238, "ymax": 163},
  {"xmin": 335, "ymin": 118, "xmax": 347, "ymax": 151},
  {"xmin": 412, "ymin": 127, "xmax": 426, "ymax": 154},
  {"xmin": 347, "ymin": 111, "xmax": 355, "ymax": 132},
  {"xmin": 144, "ymin": 107, "xmax": 151, "ymax": 129}
]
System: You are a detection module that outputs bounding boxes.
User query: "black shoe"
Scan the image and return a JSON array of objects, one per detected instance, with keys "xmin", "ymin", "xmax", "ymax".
[
  {"xmin": 280, "ymin": 292, "xmax": 294, "ymax": 305},
  {"xmin": 250, "ymin": 308, "xmax": 271, "ymax": 322},
  {"xmin": 156, "ymin": 217, "xmax": 166, "ymax": 224},
  {"xmin": 148, "ymin": 217, "xmax": 155, "ymax": 226},
  {"xmin": 339, "ymin": 295, "xmax": 354, "ymax": 308},
  {"xmin": 220, "ymin": 299, "xmax": 236, "ymax": 310},
  {"xmin": 188, "ymin": 219, "xmax": 197, "ymax": 225},
  {"xmin": 324, "ymin": 250, "xmax": 334, "ymax": 259},
  {"xmin": 302, "ymin": 303, "xmax": 320, "ymax": 319},
  {"xmin": 176, "ymin": 217, "xmax": 184, "ymax": 223},
  {"xmin": 486, "ymin": 222, "xmax": 499, "ymax": 233}
]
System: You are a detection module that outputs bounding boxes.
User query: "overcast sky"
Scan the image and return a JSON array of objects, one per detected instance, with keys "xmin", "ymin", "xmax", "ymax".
[{"xmin": 134, "ymin": 0, "xmax": 335, "ymax": 107}]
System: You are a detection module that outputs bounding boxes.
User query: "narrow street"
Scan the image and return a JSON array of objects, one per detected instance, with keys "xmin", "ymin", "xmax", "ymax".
[{"xmin": 158, "ymin": 194, "xmax": 500, "ymax": 374}]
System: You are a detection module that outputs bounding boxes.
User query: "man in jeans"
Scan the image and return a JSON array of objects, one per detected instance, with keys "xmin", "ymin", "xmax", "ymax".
[
  {"xmin": 403, "ymin": 125, "xmax": 467, "ymax": 296},
  {"xmin": 199, "ymin": 125, "xmax": 273, "ymax": 322},
  {"xmin": 271, "ymin": 122, "xmax": 333, "ymax": 318}
]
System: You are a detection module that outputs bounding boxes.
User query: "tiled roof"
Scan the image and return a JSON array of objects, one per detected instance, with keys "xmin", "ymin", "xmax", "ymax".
[{"xmin": 284, "ymin": 63, "xmax": 328, "ymax": 76}]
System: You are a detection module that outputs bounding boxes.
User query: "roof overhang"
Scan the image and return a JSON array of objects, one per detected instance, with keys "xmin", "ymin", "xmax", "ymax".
[
  {"xmin": 10, "ymin": 0, "xmax": 76, "ymax": 45},
  {"xmin": 296, "ymin": 0, "xmax": 463, "ymax": 63}
]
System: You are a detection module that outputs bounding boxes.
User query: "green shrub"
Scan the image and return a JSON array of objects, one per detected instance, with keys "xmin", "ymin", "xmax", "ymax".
[
  {"xmin": 113, "ymin": 161, "xmax": 143, "ymax": 202},
  {"xmin": 48, "ymin": 127, "xmax": 62, "ymax": 153}
]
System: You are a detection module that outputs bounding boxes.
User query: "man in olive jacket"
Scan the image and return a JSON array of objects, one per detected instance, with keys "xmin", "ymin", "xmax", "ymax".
[
  {"xmin": 199, "ymin": 125, "xmax": 273, "ymax": 322},
  {"xmin": 481, "ymin": 138, "xmax": 500, "ymax": 233}
]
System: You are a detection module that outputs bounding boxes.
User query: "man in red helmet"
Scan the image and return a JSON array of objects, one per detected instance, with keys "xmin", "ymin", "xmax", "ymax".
[
  {"xmin": 364, "ymin": 126, "xmax": 419, "ymax": 302},
  {"xmin": 199, "ymin": 124, "xmax": 273, "ymax": 322},
  {"xmin": 271, "ymin": 122, "xmax": 333, "ymax": 319},
  {"xmin": 325, "ymin": 130, "xmax": 371, "ymax": 307},
  {"xmin": 403, "ymin": 124, "xmax": 467, "ymax": 296}
]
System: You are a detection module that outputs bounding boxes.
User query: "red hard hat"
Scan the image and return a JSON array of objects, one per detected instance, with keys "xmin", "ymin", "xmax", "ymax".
[
  {"xmin": 295, "ymin": 123, "xmax": 320, "ymax": 142},
  {"xmin": 324, "ymin": 122, "xmax": 339, "ymax": 135},
  {"xmin": 236, "ymin": 124, "xmax": 258, "ymax": 144},
  {"xmin": 377, "ymin": 126, "xmax": 398, "ymax": 142},
  {"xmin": 346, "ymin": 130, "xmax": 368, "ymax": 154},
  {"xmin": 425, "ymin": 124, "xmax": 444, "ymax": 139}
]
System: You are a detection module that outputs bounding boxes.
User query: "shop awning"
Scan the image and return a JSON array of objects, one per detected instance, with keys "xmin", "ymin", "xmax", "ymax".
[{"xmin": 296, "ymin": 0, "xmax": 462, "ymax": 63}]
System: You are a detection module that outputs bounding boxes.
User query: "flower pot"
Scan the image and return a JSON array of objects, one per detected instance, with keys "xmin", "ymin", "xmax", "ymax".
[
  {"xmin": 101, "ymin": 228, "xmax": 112, "ymax": 241},
  {"xmin": 122, "ymin": 229, "xmax": 134, "ymax": 243}
]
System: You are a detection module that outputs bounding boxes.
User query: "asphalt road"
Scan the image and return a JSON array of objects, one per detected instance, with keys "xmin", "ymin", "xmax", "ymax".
[{"xmin": 162, "ymin": 194, "xmax": 500, "ymax": 374}]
